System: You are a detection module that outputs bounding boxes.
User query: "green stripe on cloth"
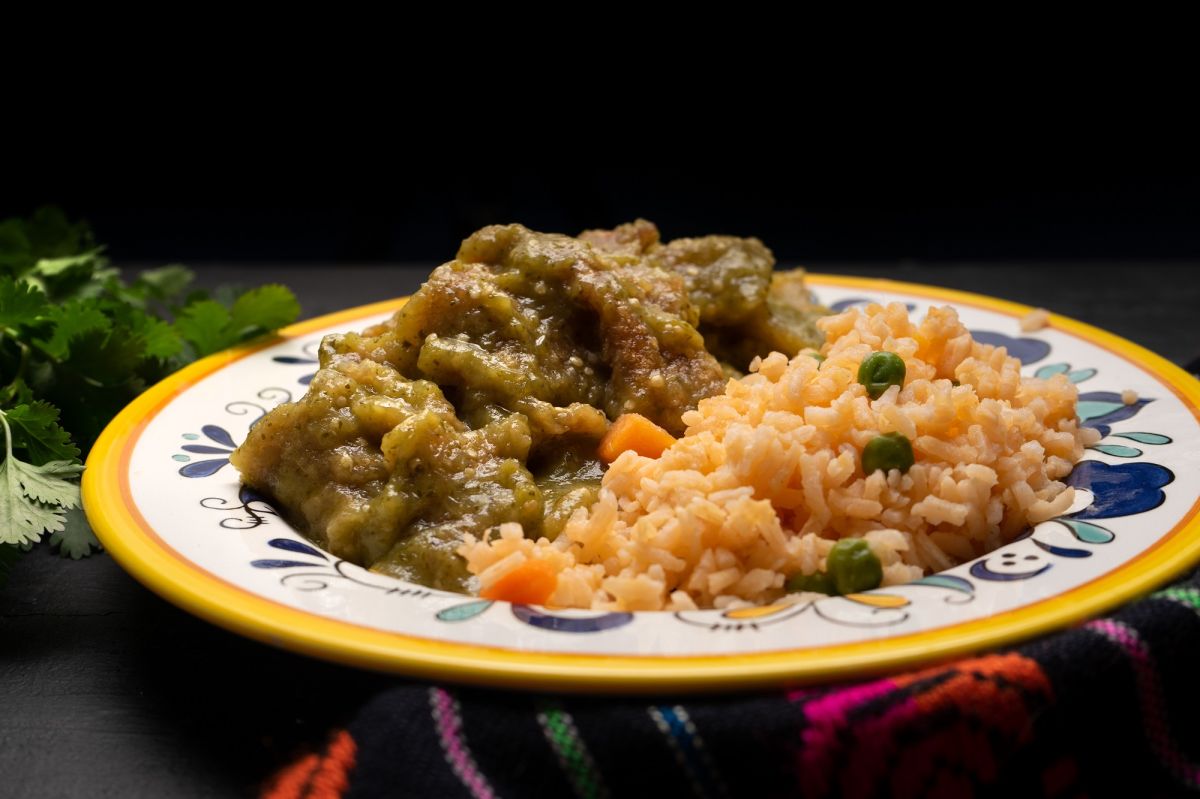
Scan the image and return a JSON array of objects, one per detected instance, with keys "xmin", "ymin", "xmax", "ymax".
[
  {"xmin": 537, "ymin": 702, "xmax": 609, "ymax": 799},
  {"xmin": 1153, "ymin": 587, "xmax": 1200, "ymax": 612}
]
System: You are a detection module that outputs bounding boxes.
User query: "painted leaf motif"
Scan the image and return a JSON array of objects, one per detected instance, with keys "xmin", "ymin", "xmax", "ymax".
[
  {"xmin": 1090, "ymin": 444, "xmax": 1142, "ymax": 458},
  {"xmin": 268, "ymin": 538, "xmax": 327, "ymax": 559},
  {"xmin": 1035, "ymin": 363, "xmax": 1069, "ymax": 379},
  {"xmin": 844, "ymin": 592, "xmax": 909, "ymax": 608},
  {"xmin": 1078, "ymin": 400, "xmax": 1124, "ymax": 422},
  {"xmin": 251, "ymin": 559, "xmax": 323, "ymax": 569},
  {"xmin": 1032, "ymin": 539, "xmax": 1091, "ymax": 558},
  {"xmin": 437, "ymin": 600, "xmax": 495, "ymax": 622},
  {"xmin": 178, "ymin": 458, "xmax": 230, "ymax": 478},
  {"xmin": 1053, "ymin": 518, "xmax": 1114, "ymax": 544},
  {"xmin": 1037, "ymin": 363, "xmax": 1098, "ymax": 383},
  {"xmin": 511, "ymin": 605, "xmax": 634, "ymax": 633},
  {"xmin": 201, "ymin": 425, "xmax": 237, "ymax": 448},
  {"xmin": 1114, "ymin": 432, "xmax": 1171, "ymax": 445},
  {"xmin": 1077, "ymin": 392, "xmax": 1153, "ymax": 428},
  {"xmin": 181, "ymin": 444, "xmax": 233, "ymax": 455},
  {"xmin": 910, "ymin": 574, "xmax": 975, "ymax": 595},
  {"xmin": 1068, "ymin": 368, "xmax": 1097, "ymax": 383}
]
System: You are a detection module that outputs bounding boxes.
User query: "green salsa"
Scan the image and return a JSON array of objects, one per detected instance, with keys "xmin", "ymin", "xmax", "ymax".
[{"xmin": 231, "ymin": 221, "xmax": 829, "ymax": 591}]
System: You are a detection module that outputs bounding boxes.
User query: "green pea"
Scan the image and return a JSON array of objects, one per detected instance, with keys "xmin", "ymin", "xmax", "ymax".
[
  {"xmin": 826, "ymin": 538, "xmax": 883, "ymax": 595},
  {"xmin": 862, "ymin": 432, "xmax": 914, "ymax": 475},
  {"xmin": 786, "ymin": 571, "xmax": 836, "ymax": 595},
  {"xmin": 857, "ymin": 351, "xmax": 906, "ymax": 399}
]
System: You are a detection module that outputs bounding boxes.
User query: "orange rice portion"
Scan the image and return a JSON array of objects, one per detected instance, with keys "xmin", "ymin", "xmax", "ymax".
[{"xmin": 458, "ymin": 303, "xmax": 1099, "ymax": 611}]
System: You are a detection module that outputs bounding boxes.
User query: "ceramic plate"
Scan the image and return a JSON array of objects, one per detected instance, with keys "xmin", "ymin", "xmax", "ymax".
[{"xmin": 83, "ymin": 276, "xmax": 1200, "ymax": 692}]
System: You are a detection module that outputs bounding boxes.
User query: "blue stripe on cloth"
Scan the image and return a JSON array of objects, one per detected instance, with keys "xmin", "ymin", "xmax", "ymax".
[{"xmin": 647, "ymin": 705, "xmax": 728, "ymax": 799}]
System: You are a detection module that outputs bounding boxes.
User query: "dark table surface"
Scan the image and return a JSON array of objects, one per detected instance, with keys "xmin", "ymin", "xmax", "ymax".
[{"xmin": 3, "ymin": 262, "xmax": 1198, "ymax": 798}]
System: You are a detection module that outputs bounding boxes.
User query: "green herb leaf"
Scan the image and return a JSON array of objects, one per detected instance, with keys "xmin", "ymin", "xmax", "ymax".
[
  {"xmin": 60, "ymin": 324, "xmax": 149, "ymax": 385},
  {"xmin": 32, "ymin": 248, "xmax": 104, "ymax": 278},
  {"xmin": 0, "ymin": 277, "xmax": 49, "ymax": 329},
  {"xmin": 0, "ymin": 207, "xmax": 300, "ymax": 561},
  {"xmin": 0, "ymin": 380, "xmax": 35, "ymax": 409},
  {"xmin": 127, "ymin": 310, "xmax": 183, "ymax": 361},
  {"xmin": 50, "ymin": 507, "xmax": 101, "ymax": 559},
  {"xmin": 10, "ymin": 458, "xmax": 82, "ymax": 507},
  {"xmin": 0, "ymin": 458, "xmax": 72, "ymax": 546},
  {"xmin": 175, "ymin": 299, "xmax": 236, "ymax": 356},
  {"xmin": 174, "ymin": 285, "xmax": 299, "ymax": 358},
  {"xmin": 230, "ymin": 284, "xmax": 300, "ymax": 335},
  {"xmin": 2, "ymin": 401, "xmax": 80, "ymax": 464},
  {"xmin": 38, "ymin": 298, "xmax": 113, "ymax": 360},
  {"xmin": 0, "ymin": 409, "xmax": 81, "ymax": 546}
]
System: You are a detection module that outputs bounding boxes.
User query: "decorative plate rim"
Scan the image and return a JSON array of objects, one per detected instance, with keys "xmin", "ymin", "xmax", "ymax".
[{"xmin": 82, "ymin": 276, "xmax": 1200, "ymax": 693}]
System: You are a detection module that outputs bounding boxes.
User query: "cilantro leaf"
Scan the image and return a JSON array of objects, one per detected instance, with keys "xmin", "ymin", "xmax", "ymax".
[
  {"xmin": 0, "ymin": 380, "xmax": 35, "ymax": 409},
  {"xmin": 38, "ymin": 298, "xmax": 113, "ymax": 360},
  {"xmin": 0, "ymin": 456, "xmax": 72, "ymax": 546},
  {"xmin": 32, "ymin": 248, "xmax": 105, "ymax": 278},
  {"xmin": 11, "ymin": 459, "xmax": 82, "ymax": 507},
  {"xmin": 175, "ymin": 286, "xmax": 300, "ymax": 358},
  {"xmin": 126, "ymin": 310, "xmax": 182, "ymax": 361},
  {"xmin": 2, "ymin": 402, "xmax": 80, "ymax": 464},
  {"xmin": 0, "ymin": 207, "xmax": 301, "ymax": 561},
  {"xmin": 60, "ymin": 324, "xmax": 148, "ymax": 386},
  {"xmin": 33, "ymin": 248, "xmax": 109, "ymax": 302},
  {"xmin": 50, "ymin": 507, "xmax": 101, "ymax": 559},
  {"xmin": 0, "ymin": 278, "xmax": 49, "ymax": 329},
  {"xmin": 175, "ymin": 299, "xmax": 236, "ymax": 357},
  {"xmin": 230, "ymin": 284, "xmax": 300, "ymax": 335},
  {"xmin": 0, "ymin": 409, "xmax": 79, "ymax": 546}
]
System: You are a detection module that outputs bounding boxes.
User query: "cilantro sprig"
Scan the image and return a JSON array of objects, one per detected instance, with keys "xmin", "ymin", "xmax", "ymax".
[{"xmin": 0, "ymin": 207, "xmax": 300, "ymax": 575}]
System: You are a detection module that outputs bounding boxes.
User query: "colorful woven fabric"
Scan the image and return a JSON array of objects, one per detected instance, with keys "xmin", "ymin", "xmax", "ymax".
[{"xmin": 264, "ymin": 568, "xmax": 1200, "ymax": 798}]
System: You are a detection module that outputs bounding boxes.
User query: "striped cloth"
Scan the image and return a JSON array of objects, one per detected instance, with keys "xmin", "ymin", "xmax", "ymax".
[{"xmin": 264, "ymin": 569, "xmax": 1200, "ymax": 799}]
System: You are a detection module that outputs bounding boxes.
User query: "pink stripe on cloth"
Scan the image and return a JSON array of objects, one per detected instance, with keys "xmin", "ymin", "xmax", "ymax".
[
  {"xmin": 1086, "ymin": 618, "xmax": 1200, "ymax": 788},
  {"xmin": 429, "ymin": 687, "xmax": 497, "ymax": 799},
  {"xmin": 793, "ymin": 678, "xmax": 903, "ymax": 796}
]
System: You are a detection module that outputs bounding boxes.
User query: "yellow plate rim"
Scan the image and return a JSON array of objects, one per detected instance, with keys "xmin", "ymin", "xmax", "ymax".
[{"xmin": 82, "ymin": 276, "xmax": 1200, "ymax": 693}]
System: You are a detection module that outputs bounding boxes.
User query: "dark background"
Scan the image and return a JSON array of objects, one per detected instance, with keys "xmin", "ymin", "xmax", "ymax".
[{"xmin": 5, "ymin": 156, "xmax": 1199, "ymax": 265}]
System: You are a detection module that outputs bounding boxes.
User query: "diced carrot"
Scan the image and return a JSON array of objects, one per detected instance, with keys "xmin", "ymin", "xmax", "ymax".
[
  {"xmin": 480, "ymin": 559, "xmax": 558, "ymax": 604},
  {"xmin": 597, "ymin": 413, "xmax": 676, "ymax": 463}
]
